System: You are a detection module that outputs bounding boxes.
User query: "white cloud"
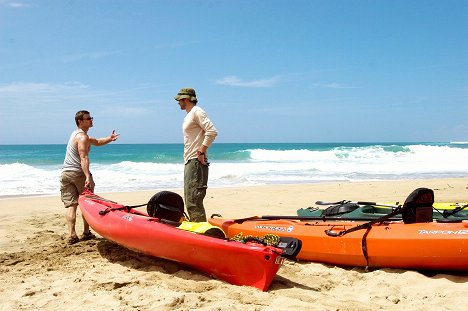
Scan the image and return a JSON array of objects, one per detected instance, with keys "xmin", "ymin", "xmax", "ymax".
[
  {"xmin": 0, "ymin": 0, "xmax": 32, "ymax": 8},
  {"xmin": 0, "ymin": 81, "xmax": 162, "ymax": 113},
  {"xmin": 0, "ymin": 82, "xmax": 165, "ymax": 98},
  {"xmin": 0, "ymin": 82, "xmax": 88, "ymax": 94},
  {"xmin": 0, "ymin": 82, "xmax": 92, "ymax": 115},
  {"xmin": 215, "ymin": 75, "xmax": 280, "ymax": 88}
]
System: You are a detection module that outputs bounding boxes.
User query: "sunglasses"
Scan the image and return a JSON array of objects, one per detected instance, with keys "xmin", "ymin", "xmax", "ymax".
[{"xmin": 83, "ymin": 117, "xmax": 94, "ymax": 121}]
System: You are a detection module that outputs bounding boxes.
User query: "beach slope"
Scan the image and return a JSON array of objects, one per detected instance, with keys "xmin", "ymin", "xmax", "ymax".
[{"xmin": 1, "ymin": 178, "xmax": 467, "ymax": 310}]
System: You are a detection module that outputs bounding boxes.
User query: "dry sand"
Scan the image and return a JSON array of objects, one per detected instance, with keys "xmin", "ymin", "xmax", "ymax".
[{"xmin": 1, "ymin": 178, "xmax": 467, "ymax": 310}]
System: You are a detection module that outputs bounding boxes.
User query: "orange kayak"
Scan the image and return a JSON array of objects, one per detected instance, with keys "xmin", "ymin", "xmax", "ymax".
[
  {"xmin": 209, "ymin": 216, "xmax": 468, "ymax": 271},
  {"xmin": 78, "ymin": 190, "xmax": 292, "ymax": 291}
]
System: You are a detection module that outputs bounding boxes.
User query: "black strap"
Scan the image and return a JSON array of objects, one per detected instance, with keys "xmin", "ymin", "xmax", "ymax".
[
  {"xmin": 361, "ymin": 226, "xmax": 372, "ymax": 270},
  {"xmin": 438, "ymin": 203, "xmax": 468, "ymax": 218},
  {"xmin": 325, "ymin": 206, "xmax": 403, "ymax": 237},
  {"xmin": 324, "ymin": 206, "xmax": 404, "ymax": 271}
]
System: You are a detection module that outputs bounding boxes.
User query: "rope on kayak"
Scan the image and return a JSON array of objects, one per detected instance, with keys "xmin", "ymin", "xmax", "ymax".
[
  {"xmin": 324, "ymin": 206, "xmax": 403, "ymax": 237},
  {"xmin": 229, "ymin": 232, "xmax": 281, "ymax": 247},
  {"xmin": 325, "ymin": 208, "xmax": 403, "ymax": 271},
  {"xmin": 98, "ymin": 203, "xmax": 147, "ymax": 215},
  {"xmin": 83, "ymin": 193, "xmax": 148, "ymax": 215},
  {"xmin": 436, "ymin": 203, "xmax": 468, "ymax": 219}
]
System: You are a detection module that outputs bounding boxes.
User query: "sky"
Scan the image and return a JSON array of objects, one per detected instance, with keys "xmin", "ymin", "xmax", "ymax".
[{"xmin": 0, "ymin": 0, "xmax": 467, "ymax": 144}]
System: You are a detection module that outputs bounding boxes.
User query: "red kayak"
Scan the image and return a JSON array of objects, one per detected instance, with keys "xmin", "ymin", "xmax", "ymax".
[{"xmin": 78, "ymin": 190, "xmax": 299, "ymax": 291}]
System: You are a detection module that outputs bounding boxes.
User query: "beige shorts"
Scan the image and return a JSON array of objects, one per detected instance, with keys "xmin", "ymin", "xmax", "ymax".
[{"xmin": 60, "ymin": 170, "xmax": 95, "ymax": 208}]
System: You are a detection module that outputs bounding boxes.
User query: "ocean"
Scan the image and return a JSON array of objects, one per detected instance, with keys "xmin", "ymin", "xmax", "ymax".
[{"xmin": 1, "ymin": 142, "xmax": 468, "ymax": 197}]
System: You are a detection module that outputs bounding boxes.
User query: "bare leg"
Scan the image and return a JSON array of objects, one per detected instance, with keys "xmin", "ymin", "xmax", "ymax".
[
  {"xmin": 66, "ymin": 204, "xmax": 78, "ymax": 238},
  {"xmin": 82, "ymin": 212, "xmax": 90, "ymax": 234}
]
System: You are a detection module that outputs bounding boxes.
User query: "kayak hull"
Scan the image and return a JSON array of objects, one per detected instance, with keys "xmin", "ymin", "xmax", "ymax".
[
  {"xmin": 209, "ymin": 217, "xmax": 468, "ymax": 271},
  {"xmin": 78, "ymin": 191, "xmax": 284, "ymax": 291}
]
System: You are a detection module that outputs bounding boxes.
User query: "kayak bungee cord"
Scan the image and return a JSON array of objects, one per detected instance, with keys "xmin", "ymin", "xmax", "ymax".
[
  {"xmin": 324, "ymin": 206, "xmax": 404, "ymax": 271},
  {"xmin": 98, "ymin": 203, "xmax": 147, "ymax": 215},
  {"xmin": 81, "ymin": 193, "xmax": 146, "ymax": 215},
  {"xmin": 324, "ymin": 206, "xmax": 404, "ymax": 237},
  {"xmin": 325, "ymin": 188, "xmax": 436, "ymax": 270},
  {"xmin": 438, "ymin": 203, "xmax": 468, "ymax": 218},
  {"xmin": 84, "ymin": 192, "xmax": 191, "ymax": 220}
]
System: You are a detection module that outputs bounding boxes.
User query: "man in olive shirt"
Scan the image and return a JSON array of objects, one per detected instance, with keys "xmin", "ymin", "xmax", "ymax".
[{"xmin": 174, "ymin": 88, "xmax": 218, "ymax": 222}]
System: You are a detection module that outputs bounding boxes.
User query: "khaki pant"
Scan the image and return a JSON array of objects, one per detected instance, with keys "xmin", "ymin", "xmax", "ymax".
[
  {"xmin": 60, "ymin": 170, "xmax": 94, "ymax": 208},
  {"xmin": 184, "ymin": 159, "xmax": 208, "ymax": 222}
]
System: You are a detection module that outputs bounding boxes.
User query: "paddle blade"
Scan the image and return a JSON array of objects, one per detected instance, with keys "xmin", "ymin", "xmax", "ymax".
[{"xmin": 315, "ymin": 200, "xmax": 347, "ymax": 205}]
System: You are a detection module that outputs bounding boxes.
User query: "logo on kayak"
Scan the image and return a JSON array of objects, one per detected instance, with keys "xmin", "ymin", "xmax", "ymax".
[
  {"xmin": 122, "ymin": 215, "xmax": 133, "ymax": 222},
  {"xmin": 254, "ymin": 225, "xmax": 294, "ymax": 232},
  {"xmin": 84, "ymin": 199, "xmax": 96, "ymax": 205},
  {"xmin": 418, "ymin": 229, "xmax": 468, "ymax": 235}
]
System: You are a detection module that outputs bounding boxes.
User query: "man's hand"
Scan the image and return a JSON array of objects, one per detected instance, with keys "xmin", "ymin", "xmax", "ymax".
[
  {"xmin": 110, "ymin": 130, "xmax": 120, "ymax": 142},
  {"xmin": 197, "ymin": 150, "xmax": 208, "ymax": 165},
  {"xmin": 84, "ymin": 175, "xmax": 95, "ymax": 190}
]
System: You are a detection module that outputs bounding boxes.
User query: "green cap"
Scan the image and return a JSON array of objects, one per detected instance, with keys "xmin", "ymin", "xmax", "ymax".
[{"xmin": 174, "ymin": 88, "xmax": 197, "ymax": 103}]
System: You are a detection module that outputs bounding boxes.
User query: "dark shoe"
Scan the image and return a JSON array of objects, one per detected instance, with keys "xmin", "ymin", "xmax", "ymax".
[
  {"xmin": 80, "ymin": 231, "xmax": 96, "ymax": 241},
  {"xmin": 67, "ymin": 236, "xmax": 80, "ymax": 245}
]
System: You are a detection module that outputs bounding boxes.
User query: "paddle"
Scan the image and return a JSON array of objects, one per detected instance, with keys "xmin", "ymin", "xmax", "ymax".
[
  {"xmin": 315, "ymin": 200, "xmax": 400, "ymax": 209},
  {"xmin": 212, "ymin": 214, "xmax": 402, "ymax": 224},
  {"xmin": 315, "ymin": 200, "xmax": 468, "ymax": 218},
  {"xmin": 263, "ymin": 215, "xmax": 404, "ymax": 221}
]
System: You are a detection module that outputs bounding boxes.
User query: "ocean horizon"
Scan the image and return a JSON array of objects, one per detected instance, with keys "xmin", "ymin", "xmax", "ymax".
[{"xmin": 1, "ymin": 142, "xmax": 468, "ymax": 197}]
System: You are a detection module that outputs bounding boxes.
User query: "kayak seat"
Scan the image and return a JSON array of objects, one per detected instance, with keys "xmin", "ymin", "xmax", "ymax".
[
  {"xmin": 147, "ymin": 191, "xmax": 185, "ymax": 224},
  {"xmin": 402, "ymin": 188, "xmax": 434, "ymax": 224},
  {"xmin": 322, "ymin": 203, "xmax": 360, "ymax": 216}
]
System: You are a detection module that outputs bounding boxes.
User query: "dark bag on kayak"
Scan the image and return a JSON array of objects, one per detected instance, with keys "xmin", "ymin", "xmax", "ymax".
[
  {"xmin": 402, "ymin": 188, "xmax": 434, "ymax": 224},
  {"xmin": 147, "ymin": 191, "xmax": 185, "ymax": 224}
]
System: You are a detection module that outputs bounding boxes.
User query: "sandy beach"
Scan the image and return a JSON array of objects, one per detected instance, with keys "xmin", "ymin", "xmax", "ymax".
[{"xmin": 1, "ymin": 178, "xmax": 467, "ymax": 310}]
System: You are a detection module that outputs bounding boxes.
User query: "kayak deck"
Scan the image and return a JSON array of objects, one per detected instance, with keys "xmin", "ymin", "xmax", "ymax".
[
  {"xmin": 209, "ymin": 217, "xmax": 468, "ymax": 271},
  {"xmin": 297, "ymin": 203, "xmax": 468, "ymax": 221}
]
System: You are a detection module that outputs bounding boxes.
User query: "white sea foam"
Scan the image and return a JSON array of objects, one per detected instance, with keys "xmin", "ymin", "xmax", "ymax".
[
  {"xmin": 1, "ymin": 144, "xmax": 468, "ymax": 196},
  {"xmin": 1, "ymin": 163, "xmax": 61, "ymax": 196}
]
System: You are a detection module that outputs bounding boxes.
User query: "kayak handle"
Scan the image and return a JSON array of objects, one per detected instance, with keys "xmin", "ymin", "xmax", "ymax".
[{"xmin": 325, "ymin": 229, "xmax": 342, "ymax": 237}]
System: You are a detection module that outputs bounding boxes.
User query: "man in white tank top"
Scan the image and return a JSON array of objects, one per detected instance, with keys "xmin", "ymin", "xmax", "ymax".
[{"xmin": 60, "ymin": 110, "xmax": 119, "ymax": 244}]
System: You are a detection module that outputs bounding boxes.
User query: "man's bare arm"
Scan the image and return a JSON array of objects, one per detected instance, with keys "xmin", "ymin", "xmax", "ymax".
[
  {"xmin": 90, "ymin": 130, "xmax": 120, "ymax": 146},
  {"xmin": 76, "ymin": 133, "xmax": 92, "ymax": 188}
]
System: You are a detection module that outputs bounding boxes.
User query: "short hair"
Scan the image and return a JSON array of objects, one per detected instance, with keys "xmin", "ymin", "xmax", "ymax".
[{"xmin": 75, "ymin": 110, "xmax": 90, "ymax": 126}]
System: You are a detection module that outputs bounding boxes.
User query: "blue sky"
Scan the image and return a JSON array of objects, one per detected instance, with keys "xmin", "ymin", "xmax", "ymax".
[{"xmin": 0, "ymin": 0, "xmax": 467, "ymax": 144}]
